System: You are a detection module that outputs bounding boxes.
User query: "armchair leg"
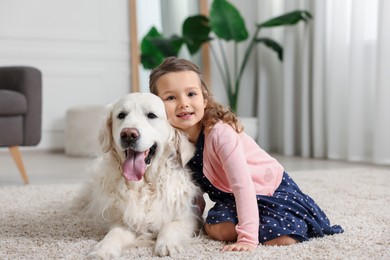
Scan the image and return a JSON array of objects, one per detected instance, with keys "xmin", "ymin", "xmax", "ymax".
[{"xmin": 8, "ymin": 146, "xmax": 29, "ymax": 185}]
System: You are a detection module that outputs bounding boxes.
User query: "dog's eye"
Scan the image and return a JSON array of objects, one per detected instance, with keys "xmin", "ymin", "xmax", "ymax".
[
  {"xmin": 117, "ymin": 112, "xmax": 126, "ymax": 119},
  {"xmin": 147, "ymin": 112, "xmax": 157, "ymax": 119}
]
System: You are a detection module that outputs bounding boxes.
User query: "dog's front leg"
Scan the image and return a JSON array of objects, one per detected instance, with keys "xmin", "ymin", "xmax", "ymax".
[
  {"xmin": 155, "ymin": 219, "xmax": 195, "ymax": 256},
  {"xmin": 88, "ymin": 226, "xmax": 136, "ymax": 259}
]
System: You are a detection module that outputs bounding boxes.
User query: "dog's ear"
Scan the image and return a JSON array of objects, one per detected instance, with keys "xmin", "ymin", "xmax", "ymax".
[
  {"xmin": 174, "ymin": 129, "xmax": 196, "ymax": 166},
  {"xmin": 98, "ymin": 104, "xmax": 113, "ymax": 153}
]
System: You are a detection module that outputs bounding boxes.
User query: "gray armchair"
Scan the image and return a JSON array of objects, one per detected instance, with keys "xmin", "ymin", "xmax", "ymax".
[{"xmin": 0, "ymin": 66, "xmax": 42, "ymax": 184}]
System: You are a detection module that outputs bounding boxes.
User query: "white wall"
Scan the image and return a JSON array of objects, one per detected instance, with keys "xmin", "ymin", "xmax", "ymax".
[
  {"xmin": 136, "ymin": 0, "xmax": 162, "ymax": 92},
  {"xmin": 0, "ymin": 0, "xmax": 161, "ymax": 150}
]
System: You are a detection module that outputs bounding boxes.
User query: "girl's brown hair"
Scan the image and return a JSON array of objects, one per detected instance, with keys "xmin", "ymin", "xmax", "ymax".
[{"xmin": 149, "ymin": 56, "xmax": 243, "ymax": 133}]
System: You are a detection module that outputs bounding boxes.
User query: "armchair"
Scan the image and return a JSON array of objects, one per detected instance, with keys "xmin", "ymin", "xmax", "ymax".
[{"xmin": 0, "ymin": 66, "xmax": 42, "ymax": 184}]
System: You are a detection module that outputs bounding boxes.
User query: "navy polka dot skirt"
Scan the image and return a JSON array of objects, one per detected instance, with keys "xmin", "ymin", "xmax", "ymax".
[{"xmin": 188, "ymin": 131, "xmax": 344, "ymax": 244}]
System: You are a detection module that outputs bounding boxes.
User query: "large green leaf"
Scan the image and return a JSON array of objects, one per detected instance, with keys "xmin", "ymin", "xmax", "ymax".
[
  {"xmin": 140, "ymin": 27, "xmax": 183, "ymax": 69},
  {"xmin": 210, "ymin": 0, "xmax": 248, "ymax": 42},
  {"xmin": 256, "ymin": 38, "xmax": 283, "ymax": 61},
  {"xmin": 140, "ymin": 27, "xmax": 165, "ymax": 69},
  {"xmin": 149, "ymin": 36, "xmax": 183, "ymax": 57},
  {"xmin": 258, "ymin": 10, "xmax": 312, "ymax": 28},
  {"xmin": 182, "ymin": 15, "xmax": 211, "ymax": 55}
]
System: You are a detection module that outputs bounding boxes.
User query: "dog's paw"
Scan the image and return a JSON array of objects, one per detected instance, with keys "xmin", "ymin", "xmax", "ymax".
[
  {"xmin": 86, "ymin": 251, "xmax": 105, "ymax": 260},
  {"xmin": 87, "ymin": 244, "xmax": 120, "ymax": 260},
  {"xmin": 154, "ymin": 242, "xmax": 185, "ymax": 256}
]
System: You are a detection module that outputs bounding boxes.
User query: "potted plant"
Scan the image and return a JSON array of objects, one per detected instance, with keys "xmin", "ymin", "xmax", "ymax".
[{"xmin": 140, "ymin": 0, "xmax": 312, "ymax": 115}]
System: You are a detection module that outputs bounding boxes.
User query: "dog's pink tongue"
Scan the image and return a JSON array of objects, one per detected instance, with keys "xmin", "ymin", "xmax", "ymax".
[{"xmin": 122, "ymin": 150, "xmax": 146, "ymax": 181}]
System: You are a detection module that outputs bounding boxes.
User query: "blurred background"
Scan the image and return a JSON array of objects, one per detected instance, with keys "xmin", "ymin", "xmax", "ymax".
[{"xmin": 0, "ymin": 0, "xmax": 389, "ymax": 169}]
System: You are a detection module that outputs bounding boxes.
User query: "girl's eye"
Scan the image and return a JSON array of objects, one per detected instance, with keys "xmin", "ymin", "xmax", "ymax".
[
  {"xmin": 165, "ymin": 96, "xmax": 175, "ymax": 101},
  {"xmin": 188, "ymin": 92, "xmax": 197, "ymax": 97},
  {"xmin": 147, "ymin": 112, "xmax": 157, "ymax": 119},
  {"xmin": 117, "ymin": 112, "xmax": 126, "ymax": 119}
]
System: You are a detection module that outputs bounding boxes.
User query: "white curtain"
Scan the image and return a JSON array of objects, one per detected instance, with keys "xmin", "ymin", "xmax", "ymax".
[
  {"xmin": 253, "ymin": 0, "xmax": 390, "ymax": 165},
  {"xmin": 158, "ymin": 0, "xmax": 390, "ymax": 165}
]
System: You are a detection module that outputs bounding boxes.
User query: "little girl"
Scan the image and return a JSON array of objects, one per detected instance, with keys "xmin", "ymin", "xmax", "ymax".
[{"xmin": 149, "ymin": 57, "xmax": 343, "ymax": 252}]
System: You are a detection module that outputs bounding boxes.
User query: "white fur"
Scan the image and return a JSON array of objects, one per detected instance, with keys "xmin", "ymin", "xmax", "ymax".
[{"xmin": 77, "ymin": 93, "xmax": 202, "ymax": 258}]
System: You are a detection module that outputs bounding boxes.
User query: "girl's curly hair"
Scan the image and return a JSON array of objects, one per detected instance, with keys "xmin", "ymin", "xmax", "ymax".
[{"xmin": 149, "ymin": 56, "xmax": 243, "ymax": 133}]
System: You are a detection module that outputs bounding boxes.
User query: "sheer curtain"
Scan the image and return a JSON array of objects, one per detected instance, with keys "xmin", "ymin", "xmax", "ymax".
[{"xmin": 253, "ymin": 0, "xmax": 390, "ymax": 165}]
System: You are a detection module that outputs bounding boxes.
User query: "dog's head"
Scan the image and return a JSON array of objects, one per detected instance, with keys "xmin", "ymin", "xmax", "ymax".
[{"xmin": 99, "ymin": 92, "xmax": 194, "ymax": 182}]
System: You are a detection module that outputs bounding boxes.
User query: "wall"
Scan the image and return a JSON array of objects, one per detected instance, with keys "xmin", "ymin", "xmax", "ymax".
[{"xmin": 0, "ymin": 0, "xmax": 160, "ymax": 150}]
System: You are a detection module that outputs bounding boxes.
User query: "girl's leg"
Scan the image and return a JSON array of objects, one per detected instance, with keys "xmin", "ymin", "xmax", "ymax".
[
  {"xmin": 204, "ymin": 222, "xmax": 237, "ymax": 242},
  {"xmin": 263, "ymin": 236, "xmax": 298, "ymax": 246},
  {"xmin": 204, "ymin": 222, "xmax": 298, "ymax": 246}
]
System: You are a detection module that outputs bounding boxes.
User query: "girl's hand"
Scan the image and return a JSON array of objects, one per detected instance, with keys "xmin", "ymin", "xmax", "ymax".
[
  {"xmin": 222, "ymin": 242, "xmax": 256, "ymax": 252},
  {"xmin": 195, "ymin": 195, "xmax": 206, "ymax": 217}
]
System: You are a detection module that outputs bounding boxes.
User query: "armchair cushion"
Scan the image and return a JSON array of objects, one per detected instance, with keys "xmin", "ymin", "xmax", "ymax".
[
  {"xmin": 0, "ymin": 90, "xmax": 27, "ymax": 116},
  {"xmin": 0, "ymin": 66, "xmax": 42, "ymax": 147}
]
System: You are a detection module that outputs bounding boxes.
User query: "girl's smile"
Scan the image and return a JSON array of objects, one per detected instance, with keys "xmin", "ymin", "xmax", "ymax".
[{"xmin": 177, "ymin": 111, "xmax": 194, "ymax": 120}]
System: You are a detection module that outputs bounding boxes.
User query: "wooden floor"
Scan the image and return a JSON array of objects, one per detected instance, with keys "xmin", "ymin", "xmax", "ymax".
[{"xmin": 0, "ymin": 149, "xmax": 387, "ymax": 186}]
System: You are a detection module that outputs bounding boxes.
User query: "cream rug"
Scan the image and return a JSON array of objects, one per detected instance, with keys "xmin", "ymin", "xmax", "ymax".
[{"xmin": 1, "ymin": 168, "xmax": 389, "ymax": 259}]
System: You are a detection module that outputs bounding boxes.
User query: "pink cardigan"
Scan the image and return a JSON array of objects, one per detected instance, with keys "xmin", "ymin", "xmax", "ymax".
[{"xmin": 203, "ymin": 122, "xmax": 284, "ymax": 246}]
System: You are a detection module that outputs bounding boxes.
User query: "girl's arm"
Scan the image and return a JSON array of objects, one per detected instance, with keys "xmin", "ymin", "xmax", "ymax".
[
  {"xmin": 211, "ymin": 124, "xmax": 259, "ymax": 247},
  {"xmin": 194, "ymin": 194, "xmax": 206, "ymax": 217}
]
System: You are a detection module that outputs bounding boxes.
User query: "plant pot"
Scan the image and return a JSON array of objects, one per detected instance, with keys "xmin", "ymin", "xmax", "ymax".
[{"xmin": 239, "ymin": 117, "xmax": 258, "ymax": 140}]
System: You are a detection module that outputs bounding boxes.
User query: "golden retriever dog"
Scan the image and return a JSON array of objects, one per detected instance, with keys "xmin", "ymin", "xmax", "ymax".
[{"xmin": 77, "ymin": 93, "xmax": 202, "ymax": 258}]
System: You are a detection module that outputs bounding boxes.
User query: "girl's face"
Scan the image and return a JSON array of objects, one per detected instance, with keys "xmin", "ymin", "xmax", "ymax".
[{"xmin": 155, "ymin": 71, "xmax": 207, "ymax": 143}]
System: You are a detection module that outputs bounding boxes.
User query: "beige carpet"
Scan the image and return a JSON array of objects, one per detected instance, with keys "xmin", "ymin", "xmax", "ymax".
[{"xmin": 1, "ymin": 168, "xmax": 389, "ymax": 259}]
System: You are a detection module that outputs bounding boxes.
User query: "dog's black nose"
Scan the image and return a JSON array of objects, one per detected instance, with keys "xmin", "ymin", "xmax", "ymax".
[{"xmin": 121, "ymin": 128, "xmax": 140, "ymax": 142}]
